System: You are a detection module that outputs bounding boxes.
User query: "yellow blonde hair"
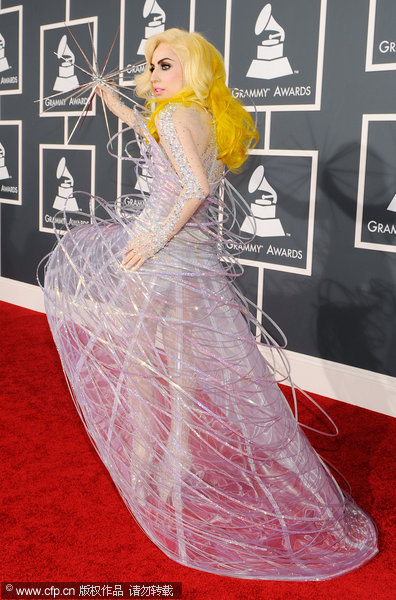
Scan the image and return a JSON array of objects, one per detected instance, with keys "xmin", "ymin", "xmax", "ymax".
[{"xmin": 134, "ymin": 28, "xmax": 259, "ymax": 170}]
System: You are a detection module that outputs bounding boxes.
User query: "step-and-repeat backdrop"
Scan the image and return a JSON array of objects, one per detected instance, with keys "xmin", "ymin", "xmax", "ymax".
[{"xmin": 0, "ymin": 0, "xmax": 395, "ymax": 378}]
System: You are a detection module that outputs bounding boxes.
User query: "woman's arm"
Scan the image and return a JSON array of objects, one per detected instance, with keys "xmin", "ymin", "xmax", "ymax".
[
  {"xmin": 122, "ymin": 104, "xmax": 211, "ymax": 271},
  {"xmin": 96, "ymin": 84, "xmax": 136, "ymax": 128},
  {"xmin": 122, "ymin": 194, "xmax": 203, "ymax": 270}
]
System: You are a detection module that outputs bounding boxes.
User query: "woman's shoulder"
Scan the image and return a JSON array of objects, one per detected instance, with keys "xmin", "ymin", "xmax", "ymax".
[{"xmin": 158, "ymin": 102, "xmax": 213, "ymax": 130}]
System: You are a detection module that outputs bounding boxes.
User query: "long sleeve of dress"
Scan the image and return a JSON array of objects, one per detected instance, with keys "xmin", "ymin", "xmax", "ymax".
[
  {"xmin": 157, "ymin": 103, "xmax": 211, "ymax": 201},
  {"xmin": 128, "ymin": 103, "xmax": 212, "ymax": 260},
  {"xmin": 143, "ymin": 104, "xmax": 212, "ymax": 249}
]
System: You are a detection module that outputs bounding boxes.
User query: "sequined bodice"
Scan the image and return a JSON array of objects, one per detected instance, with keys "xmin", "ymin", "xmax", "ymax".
[
  {"xmin": 196, "ymin": 127, "xmax": 224, "ymax": 191},
  {"xmin": 131, "ymin": 102, "xmax": 224, "ymax": 243},
  {"xmin": 158, "ymin": 131, "xmax": 222, "ymax": 191},
  {"xmin": 157, "ymin": 102, "xmax": 223, "ymax": 226}
]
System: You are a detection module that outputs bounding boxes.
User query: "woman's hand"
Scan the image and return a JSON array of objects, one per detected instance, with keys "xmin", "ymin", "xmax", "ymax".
[
  {"xmin": 122, "ymin": 232, "xmax": 159, "ymax": 271},
  {"xmin": 94, "ymin": 82, "xmax": 135, "ymax": 127},
  {"xmin": 94, "ymin": 82, "xmax": 117, "ymax": 108}
]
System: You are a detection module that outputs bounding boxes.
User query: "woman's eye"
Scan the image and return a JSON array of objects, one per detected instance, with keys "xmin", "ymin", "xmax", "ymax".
[
  {"xmin": 149, "ymin": 65, "xmax": 154, "ymax": 72},
  {"xmin": 161, "ymin": 63, "xmax": 170, "ymax": 70}
]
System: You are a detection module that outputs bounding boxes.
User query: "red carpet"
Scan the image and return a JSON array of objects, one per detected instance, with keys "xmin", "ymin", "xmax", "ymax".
[{"xmin": 1, "ymin": 300, "xmax": 395, "ymax": 599}]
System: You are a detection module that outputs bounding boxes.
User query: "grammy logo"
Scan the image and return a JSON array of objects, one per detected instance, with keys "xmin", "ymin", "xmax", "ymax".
[
  {"xmin": 241, "ymin": 165, "xmax": 285, "ymax": 237},
  {"xmin": 246, "ymin": 3, "xmax": 293, "ymax": 80},
  {"xmin": 53, "ymin": 34, "xmax": 79, "ymax": 93},
  {"xmin": 137, "ymin": 0, "xmax": 166, "ymax": 56},
  {"xmin": 0, "ymin": 141, "xmax": 10, "ymax": 180},
  {"xmin": 53, "ymin": 157, "xmax": 79, "ymax": 211},
  {"xmin": 387, "ymin": 193, "xmax": 396, "ymax": 212},
  {"xmin": 135, "ymin": 165, "xmax": 152, "ymax": 194},
  {"xmin": 0, "ymin": 33, "xmax": 10, "ymax": 73}
]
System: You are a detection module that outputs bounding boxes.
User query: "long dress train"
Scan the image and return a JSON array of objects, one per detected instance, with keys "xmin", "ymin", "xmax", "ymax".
[{"xmin": 41, "ymin": 102, "xmax": 379, "ymax": 580}]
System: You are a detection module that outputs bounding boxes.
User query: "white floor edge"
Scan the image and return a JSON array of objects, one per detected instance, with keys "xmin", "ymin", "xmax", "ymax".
[{"xmin": 1, "ymin": 275, "xmax": 395, "ymax": 418}]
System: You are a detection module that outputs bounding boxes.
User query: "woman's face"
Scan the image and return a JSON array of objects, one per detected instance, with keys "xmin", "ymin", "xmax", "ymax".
[{"xmin": 149, "ymin": 43, "xmax": 184, "ymax": 99}]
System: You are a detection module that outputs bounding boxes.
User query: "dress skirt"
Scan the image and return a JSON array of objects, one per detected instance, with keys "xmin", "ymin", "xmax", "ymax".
[{"xmin": 41, "ymin": 113, "xmax": 379, "ymax": 580}]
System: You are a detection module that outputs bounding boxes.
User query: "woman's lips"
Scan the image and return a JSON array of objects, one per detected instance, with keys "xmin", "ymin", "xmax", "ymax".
[{"xmin": 154, "ymin": 87, "xmax": 165, "ymax": 95}]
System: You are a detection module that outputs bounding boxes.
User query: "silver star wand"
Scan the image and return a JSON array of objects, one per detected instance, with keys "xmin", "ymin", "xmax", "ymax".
[{"xmin": 38, "ymin": 23, "xmax": 145, "ymax": 144}]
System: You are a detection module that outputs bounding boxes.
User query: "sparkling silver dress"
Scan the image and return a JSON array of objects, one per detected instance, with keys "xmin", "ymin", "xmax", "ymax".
[{"xmin": 42, "ymin": 102, "xmax": 379, "ymax": 580}]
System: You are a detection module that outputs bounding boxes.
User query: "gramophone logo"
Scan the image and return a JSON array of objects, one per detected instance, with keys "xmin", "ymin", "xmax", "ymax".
[
  {"xmin": 53, "ymin": 35, "xmax": 79, "ymax": 93},
  {"xmin": 0, "ymin": 120, "xmax": 21, "ymax": 205},
  {"xmin": 227, "ymin": 152, "xmax": 316, "ymax": 274},
  {"xmin": 0, "ymin": 5, "xmax": 22, "ymax": 94},
  {"xmin": 135, "ymin": 165, "xmax": 152, "ymax": 194},
  {"xmin": 241, "ymin": 165, "xmax": 285, "ymax": 237},
  {"xmin": 0, "ymin": 141, "xmax": 10, "ymax": 180},
  {"xmin": 387, "ymin": 193, "xmax": 396, "ymax": 212},
  {"xmin": 355, "ymin": 116, "xmax": 396, "ymax": 252},
  {"xmin": 137, "ymin": 0, "xmax": 166, "ymax": 56},
  {"xmin": 227, "ymin": 0, "xmax": 325, "ymax": 110},
  {"xmin": 53, "ymin": 157, "xmax": 79, "ymax": 212},
  {"xmin": 119, "ymin": 132, "xmax": 150, "ymax": 209},
  {"xmin": 120, "ymin": 0, "xmax": 189, "ymax": 85},
  {"xmin": 246, "ymin": 4, "xmax": 293, "ymax": 80},
  {"xmin": 40, "ymin": 144, "xmax": 95, "ymax": 232},
  {"xmin": 0, "ymin": 33, "xmax": 10, "ymax": 73},
  {"xmin": 40, "ymin": 18, "xmax": 97, "ymax": 116}
]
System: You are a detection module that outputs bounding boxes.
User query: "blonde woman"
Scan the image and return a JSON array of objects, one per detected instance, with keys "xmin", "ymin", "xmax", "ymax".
[{"xmin": 43, "ymin": 28, "xmax": 378, "ymax": 580}]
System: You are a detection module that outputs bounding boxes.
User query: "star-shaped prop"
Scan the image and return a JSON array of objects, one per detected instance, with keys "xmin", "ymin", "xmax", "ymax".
[{"xmin": 38, "ymin": 23, "xmax": 145, "ymax": 144}]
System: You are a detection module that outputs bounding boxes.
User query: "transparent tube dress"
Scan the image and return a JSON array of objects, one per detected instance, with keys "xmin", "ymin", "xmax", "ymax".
[{"xmin": 42, "ymin": 101, "xmax": 379, "ymax": 580}]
